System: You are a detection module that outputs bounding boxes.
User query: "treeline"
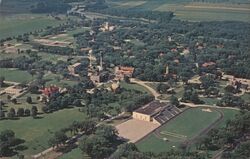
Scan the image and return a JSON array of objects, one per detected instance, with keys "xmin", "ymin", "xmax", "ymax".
[
  {"xmin": 197, "ymin": 111, "xmax": 250, "ymax": 159},
  {"xmin": 32, "ymin": 43, "xmax": 74, "ymax": 55},
  {"xmin": 90, "ymin": 8, "xmax": 174, "ymax": 23},
  {"xmin": 31, "ymin": 0, "xmax": 70, "ymax": 13}
]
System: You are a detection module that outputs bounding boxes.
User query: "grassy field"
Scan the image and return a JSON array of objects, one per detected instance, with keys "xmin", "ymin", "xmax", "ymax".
[
  {"xmin": 59, "ymin": 148, "xmax": 90, "ymax": 159},
  {"xmin": 0, "ymin": 14, "xmax": 64, "ymax": 40},
  {"xmin": 44, "ymin": 73, "xmax": 78, "ymax": 87},
  {"xmin": 0, "ymin": 108, "xmax": 86, "ymax": 158},
  {"xmin": 120, "ymin": 81, "xmax": 150, "ymax": 93},
  {"xmin": 0, "ymin": 68, "xmax": 34, "ymax": 83},
  {"xmin": 241, "ymin": 93, "xmax": 250, "ymax": 104},
  {"xmin": 136, "ymin": 107, "xmax": 238, "ymax": 153},
  {"xmin": 107, "ymin": 0, "xmax": 250, "ymax": 22}
]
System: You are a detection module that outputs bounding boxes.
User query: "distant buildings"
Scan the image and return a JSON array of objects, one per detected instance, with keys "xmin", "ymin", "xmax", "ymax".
[
  {"xmin": 90, "ymin": 74, "xmax": 101, "ymax": 84},
  {"xmin": 132, "ymin": 101, "xmax": 182, "ymax": 125},
  {"xmin": 4, "ymin": 85, "xmax": 26, "ymax": 95},
  {"xmin": 68, "ymin": 63, "xmax": 82, "ymax": 76},
  {"xmin": 202, "ymin": 62, "xmax": 216, "ymax": 68},
  {"xmin": 41, "ymin": 86, "xmax": 60, "ymax": 98},
  {"xmin": 115, "ymin": 66, "xmax": 135, "ymax": 80},
  {"xmin": 100, "ymin": 22, "xmax": 115, "ymax": 32}
]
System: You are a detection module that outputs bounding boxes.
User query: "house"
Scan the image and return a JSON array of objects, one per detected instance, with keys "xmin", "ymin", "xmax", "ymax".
[
  {"xmin": 202, "ymin": 62, "xmax": 216, "ymax": 68},
  {"xmin": 100, "ymin": 22, "xmax": 115, "ymax": 32},
  {"xmin": 68, "ymin": 63, "xmax": 82, "ymax": 76},
  {"xmin": 132, "ymin": 101, "xmax": 182, "ymax": 125},
  {"xmin": 41, "ymin": 86, "xmax": 59, "ymax": 97},
  {"xmin": 5, "ymin": 85, "xmax": 26, "ymax": 95},
  {"xmin": 90, "ymin": 74, "xmax": 101, "ymax": 84},
  {"xmin": 111, "ymin": 81, "xmax": 120, "ymax": 92},
  {"xmin": 115, "ymin": 66, "xmax": 135, "ymax": 80}
]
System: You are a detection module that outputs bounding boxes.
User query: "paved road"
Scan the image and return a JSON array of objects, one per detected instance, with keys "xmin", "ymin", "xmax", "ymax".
[{"xmin": 130, "ymin": 78, "xmax": 161, "ymax": 99}]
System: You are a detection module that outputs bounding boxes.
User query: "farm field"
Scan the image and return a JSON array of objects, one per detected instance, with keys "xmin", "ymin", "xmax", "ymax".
[
  {"xmin": 0, "ymin": 14, "xmax": 65, "ymax": 39},
  {"xmin": 106, "ymin": 0, "xmax": 250, "ymax": 22},
  {"xmin": 136, "ymin": 107, "xmax": 238, "ymax": 153},
  {"xmin": 0, "ymin": 108, "xmax": 86, "ymax": 158},
  {"xmin": 0, "ymin": 68, "xmax": 35, "ymax": 83}
]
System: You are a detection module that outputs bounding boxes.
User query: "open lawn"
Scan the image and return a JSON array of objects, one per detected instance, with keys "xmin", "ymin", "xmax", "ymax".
[
  {"xmin": 59, "ymin": 148, "xmax": 90, "ymax": 159},
  {"xmin": 0, "ymin": 68, "xmax": 34, "ymax": 83},
  {"xmin": 0, "ymin": 14, "xmax": 65, "ymax": 40},
  {"xmin": 136, "ymin": 107, "xmax": 238, "ymax": 153},
  {"xmin": 120, "ymin": 81, "xmax": 149, "ymax": 93},
  {"xmin": 44, "ymin": 73, "xmax": 78, "ymax": 87},
  {"xmin": 107, "ymin": 0, "xmax": 250, "ymax": 22},
  {"xmin": 0, "ymin": 108, "xmax": 86, "ymax": 158},
  {"xmin": 200, "ymin": 97, "xmax": 219, "ymax": 105},
  {"xmin": 241, "ymin": 93, "xmax": 250, "ymax": 104}
]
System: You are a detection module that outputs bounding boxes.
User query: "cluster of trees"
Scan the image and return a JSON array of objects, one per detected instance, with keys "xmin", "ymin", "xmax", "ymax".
[
  {"xmin": 217, "ymin": 93, "xmax": 246, "ymax": 109},
  {"xmin": 86, "ymin": 88, "xmax": 154, "ymax": 118},
  {"xmin": 156, "ymin": 83, "xmax": 170, "ymax": 94},
  {"xmin": 79, "ymin": 124, "xmax": 120, "ymax": 159},
  {"xmin": 48, "ymin": 119, "xmax": 97, "ymax": 149},
  {"xmin": 111, "ymin": 143, "xmax": 208, "ymax": 159},
  {"xmin": 0, "ymin": 130, "xmax": 25, "ymax": 157},
  {"xmin": 181, "ymin": 87, "xmax": 204, "ymax": 104},
  {"xmin": 32, "ymin": 44, "xmax": 74, "ymax": 55},
  {"xmin": 196, "ymin": 111, "xmax": 250, "ymax": 158},
  {"xmin": 31, "ymin": 0, "xmax": 70, "ymax": 13},
  {"xmin": 94, "ymin": 8, "xmax": 174, "ymax": 23},
  {"xmin": 0, "ymin": 105, "xmax": 38, "ymax": 120}
]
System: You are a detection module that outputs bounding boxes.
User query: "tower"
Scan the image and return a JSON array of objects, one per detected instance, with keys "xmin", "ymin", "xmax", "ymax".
[
  {"xmin": 99, "ymin": 53, "xmax": 103, "ymax": 71},
  {"xmin": 166, "ymin": 65, "xmax": 169, "ymax": 74}
]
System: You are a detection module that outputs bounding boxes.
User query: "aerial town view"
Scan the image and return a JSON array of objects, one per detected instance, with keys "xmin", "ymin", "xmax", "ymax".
[{"xmin": 0, "ymin": 0, "xmax": 249, "ymax": 159}]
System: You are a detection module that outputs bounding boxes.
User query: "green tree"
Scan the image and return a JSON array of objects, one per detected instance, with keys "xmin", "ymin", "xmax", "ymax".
[
  {"xmin": 31, "ymin": 106, "xmax": 38, "ymax": 118},
  {"xmin": 7, "ymin": 108, "xmax": 16, "ymax": 118},
  {"xmin": 24, "ymin": 109, "xmax": 30, "ymax": 116},
  {"xmin": 26, "ymin": 96, "xmax": 32, "ymax": 104},
  {"xmin": 17, "ymin": 108, "xmax": 25, "ymax": 117},
  {"xmin": 0, "ymin": 76, "xmax": 5, "ymax": 87},
  {"xmin": 48, "ymin": 131, "xmax": 68, "ymax": 148},
  {"xmin": 170, "ymin": 95, "xmax": 180, "ymax": 107},
  {"xmin": 0, "ymin": 110, "xmax": 5, "ymax": 120},
  {"xmin": 156, "ymin": 83, "xmax": 170, "ymax": 94},
  {"xmin": 79, "ymin": 135, "xmax": 113, "ymax": 159}
]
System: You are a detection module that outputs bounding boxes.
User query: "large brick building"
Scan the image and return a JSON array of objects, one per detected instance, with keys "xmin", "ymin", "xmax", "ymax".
[
  {"xmin": 115, "ymin": 66, "xmax": 134, "ymax": 80},
  {"xmin": 132, "ymin": 101, "xmax": 182, "ymax": 125}
]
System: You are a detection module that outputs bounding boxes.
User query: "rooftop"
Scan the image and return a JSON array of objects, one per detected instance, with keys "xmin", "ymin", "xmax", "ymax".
[
  {"xmin": 134, "ymin": 101, "xmax": 167, "ymax": 116},
  {"xmin": 71, "ymin": 63, "xmax": 82, "ymax": 68}
]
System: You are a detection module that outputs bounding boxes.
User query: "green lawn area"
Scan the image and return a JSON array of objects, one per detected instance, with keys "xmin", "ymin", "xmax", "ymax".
[
  {"xmin": 241, "ymin": 93, "xmax": 250, "ymax": 104},
  {"xmin": 0, "ymin": 14, "xmax": 64, "ymax": 39},
  {"xmin": 137, "ymin": 107, "xmax": 238, "ymax": 153},
  {"xmin": 216, "ymin": 109, "xmax": 238, "ymax": 128},
  {"xmin": 44, "ymin": 73, "xmax": 78, "ymax": 87},
  {"xmin": 120, "ymin": 81, "xmax": 149, "ymax": 93},
  {"xmin": 0, "ymin": 68, "xmax": 34, "ymax": 83},
  {"xmin": 0, "ymin": 108, "xmax": 86, "ymax": 158},
  {"xmin": 200, "ymin": 97, "xmax": 219, "ymax": 105},
  {"xmin": 59, "ymin": 148, "xmax": 90, "ymax": 159}
]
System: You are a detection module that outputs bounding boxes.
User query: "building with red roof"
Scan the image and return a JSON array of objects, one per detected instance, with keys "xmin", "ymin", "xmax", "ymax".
[{"xmin": 41, "ymin": 86, "xmax": 59, "ymax": 97}]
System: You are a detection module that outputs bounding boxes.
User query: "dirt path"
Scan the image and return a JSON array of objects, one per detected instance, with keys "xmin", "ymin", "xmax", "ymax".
[{"xmin": 130, "ymin": 78, "xmax": 161, "ymax": 99}]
